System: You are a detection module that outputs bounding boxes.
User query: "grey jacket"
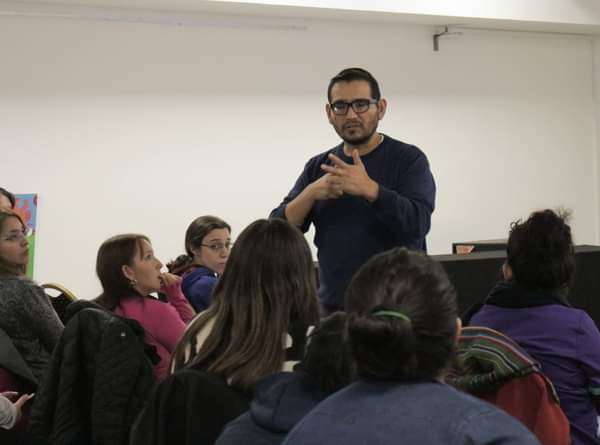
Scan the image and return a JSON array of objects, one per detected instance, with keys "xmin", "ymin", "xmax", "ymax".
[{"xmin": 0, "ymin": 277, "xmax": 63, "ymax": 382}]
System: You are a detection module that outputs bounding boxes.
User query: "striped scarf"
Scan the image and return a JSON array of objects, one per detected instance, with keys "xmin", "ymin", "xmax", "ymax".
[{"xmin": 446, "ymin": 326, "xmax": 559, "ymax": 402}]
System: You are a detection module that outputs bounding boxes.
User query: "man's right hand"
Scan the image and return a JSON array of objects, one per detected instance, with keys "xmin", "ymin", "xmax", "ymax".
[
  {"xmin": 308, "ymin": 173, "xmax": 344, "ymax": 200},
  {"xmin": 284, "ymin": 173, "xmax": 343, "ymax": 226}
]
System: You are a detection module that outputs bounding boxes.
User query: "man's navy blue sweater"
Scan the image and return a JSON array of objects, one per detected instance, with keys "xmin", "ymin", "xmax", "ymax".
[{"xmin": 270, "ymin": 135, "xmax": 435, "ymax": 309}]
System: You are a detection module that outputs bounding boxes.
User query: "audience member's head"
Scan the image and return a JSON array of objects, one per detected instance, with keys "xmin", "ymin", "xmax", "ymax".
[
  {"xmin": 172, "ymin": 218, "xmax": 320, "ymax": 390},
  {"xmin": 95, "ymin": 234, "xmax": 163, "ymax": 310},
  {"xmin": 0, "ymin": 209, "xmax": 29, "ymax": 277},
  {"xmin": 505, "ymin": 209, "xmax": 574, "ymax": 291},
  {"xmin": 298, "ymin": 311, "xmax": 354, "ymax": 396},
  {"xmin": 0, "ymin": 188, "xmax": 15, "ymax": 209},
  {"xmin": 345, "ymin": 247, "xmax": 458, "ymax": 381},
  {"xmin": 167, "ymin": 215, "xmax": 231, "ymax": 276}
]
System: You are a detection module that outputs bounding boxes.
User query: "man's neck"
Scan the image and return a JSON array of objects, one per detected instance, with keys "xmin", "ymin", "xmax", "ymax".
[{"xmin": 343, "ymin": 133, "xmax": 384, "ymax": 157}]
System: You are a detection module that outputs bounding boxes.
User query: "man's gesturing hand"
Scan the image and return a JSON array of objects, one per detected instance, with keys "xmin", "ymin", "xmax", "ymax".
[
  {"xmin": 320, "ymin": 150, "xmax": 379, "ymax": 202},
  {"xmin": 308, "ymin": 173, "xmax": 344, "ymax": 200}
]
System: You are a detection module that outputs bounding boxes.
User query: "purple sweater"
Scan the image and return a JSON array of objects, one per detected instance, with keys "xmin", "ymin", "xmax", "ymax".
[
  {"xmin": 114, "ymin": 282, "xmax": 194, "ymax": 381},
  {"xmin": 471, "ymin": 303, "xmax": 600, "ymax": 445}
]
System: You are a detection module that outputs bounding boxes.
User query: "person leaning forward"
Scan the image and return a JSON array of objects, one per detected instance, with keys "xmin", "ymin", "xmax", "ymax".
[{"xmin": 270, "ymin": 67, "xmax": 436, "ymax": 313}]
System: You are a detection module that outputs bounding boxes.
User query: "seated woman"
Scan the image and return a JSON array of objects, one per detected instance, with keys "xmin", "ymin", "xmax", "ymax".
[
  {"xmin": 130, "ymin": 218, "xmax": 321, "ymax": 445},
  {"xmin": 167, "ymin": 215, "xmax": 231, "ymax": 312},
  {"xmin": 216, "ymin": 312, "xmax": 354, "ymax": 445},
  {"xmin": 0, "ymin": 209, "xmax": 63, "ymax": 383},
  {"xmin": 284, "ymin": 248, "xmax": 538, "ymax": 445},
  {"xmin": 468, "ymin": 209, "xmax": 600, "ymax": 445},
  {"xmin": 95, "ymin": 234, "xmax": 195, "ymax": 380}
]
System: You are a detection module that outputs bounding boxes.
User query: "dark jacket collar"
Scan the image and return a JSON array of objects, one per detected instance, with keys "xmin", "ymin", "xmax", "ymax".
[
  {"xmin": 463, "ymin": 280, "xmax": 570, "ymax": 326},
  {"xmin": 485, "ymin": 280, "xmax": 571, "ymax": 308}
]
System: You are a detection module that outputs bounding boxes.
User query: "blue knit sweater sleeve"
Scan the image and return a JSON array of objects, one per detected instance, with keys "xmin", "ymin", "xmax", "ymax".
[
  {"xmin": 370, "ymin": 145, "xmax": 435, "ymax": 247},
  {"xmin": 269, "ymin": 152, "xmax": 331, "ymax": 234},
  {"xmin": 181, "ymin": 268, "xmax": 217, "ymax": 313}
]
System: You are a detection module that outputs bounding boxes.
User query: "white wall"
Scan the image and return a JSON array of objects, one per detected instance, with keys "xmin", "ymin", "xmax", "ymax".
[{"xmin": 1, "ymin": 12, "xmax": 597, "ymax": 299}]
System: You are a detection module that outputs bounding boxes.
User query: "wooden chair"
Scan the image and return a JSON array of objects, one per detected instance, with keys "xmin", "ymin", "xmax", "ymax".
[{"xmin": 41, "ymin": 282, "xmax": 77, "ymax": 324}]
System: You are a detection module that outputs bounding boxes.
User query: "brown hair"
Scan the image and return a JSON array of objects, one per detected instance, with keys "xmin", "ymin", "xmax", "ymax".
[
  {"xmin": 171, "ymin": 218, "xmax": 320, "ymax": 390},
  {"xmin": 95, "ymin": 234, "xmax": 150, "ymax": 310},
  {"xmin": 0, "ymin": 209, "xmax": 27, "ymax": 277},
  {"xmin": 167, "ymin": 215, "xmax": 231, "ymax": 275},
  {"xmin": 0, "ymin": 188, "xmax": 15, "ymax": 209}
]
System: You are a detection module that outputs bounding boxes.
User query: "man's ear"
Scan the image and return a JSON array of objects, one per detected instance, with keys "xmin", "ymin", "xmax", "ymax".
[
  {"xmin": 325, "ymin": 103, "xmax": 334, "ymax": 125},
  {"xmin": 377, "ymin": 98, "xmax": 388, "ymax": 120},
  {"xmin": 122, "ymin": 264, "xmax": 135, "ymax": 282}
]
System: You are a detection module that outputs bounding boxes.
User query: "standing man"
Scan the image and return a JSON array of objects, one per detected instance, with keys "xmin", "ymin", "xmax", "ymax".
[{"xmin": 270, "ymin": 68, "xmax": 436, "ymax": 313}]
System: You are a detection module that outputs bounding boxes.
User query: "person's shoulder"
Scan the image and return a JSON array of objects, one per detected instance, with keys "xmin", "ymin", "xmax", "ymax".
[
  {"xmin": 305, "ymin": 143, "xmax": 343, "ymax": 167},
  {"xmin": 382, "ymin": 135, "xmax": 427, "ymax": 161},
  {"xmin": 0, "ymin": 276, "xmax": 44, "ymax": 301},
  {"xmin": 453, "ymin": 392, "xmax": 539, "ymax": 444},
  {"xmin": 183, "ymin": 267, "xmax": 216, "ymax": 283}
]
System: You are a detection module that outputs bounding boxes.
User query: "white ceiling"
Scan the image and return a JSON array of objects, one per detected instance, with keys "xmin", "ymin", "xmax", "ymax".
[{"xmin": 1, "ymin": 0, "xmax": 600, "ymax": 34}]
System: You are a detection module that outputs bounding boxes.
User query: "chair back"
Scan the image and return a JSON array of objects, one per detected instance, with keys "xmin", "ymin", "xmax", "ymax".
[{"xmin": 41, "ymin": 283, "xmax": 77, "ymax": 324}]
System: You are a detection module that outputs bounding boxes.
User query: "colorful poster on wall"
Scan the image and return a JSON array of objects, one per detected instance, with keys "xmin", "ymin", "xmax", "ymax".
[{"xmin": 14, "ymin": 194, "xmax": 38, "ymax": 278}]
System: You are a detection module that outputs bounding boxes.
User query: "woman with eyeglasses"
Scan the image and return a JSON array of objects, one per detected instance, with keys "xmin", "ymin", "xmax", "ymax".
[
  {"xmin": 130, "ymin": 219, "xmax": 320, "ymax": 445},
  {"xmin": 0, "ymin": 209, "xmax": 63, "ymax": 384},
  {"xmin": 167, "ymin": 216, "xmax": 232, "ymax": 313},
  {"xmin": 95, "ymin": 234, "xmax": 195, "ymax": 380}
]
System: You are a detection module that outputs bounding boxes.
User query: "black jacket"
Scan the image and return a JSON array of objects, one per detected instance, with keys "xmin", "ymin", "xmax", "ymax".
[
  {"xmin": 28, "ymin": 302, "xmax": 156, "ymax": 445},
  {"xmin": 0, "ymin": 327, "xmax": 38, "ymax": 392},
  {"xmin": 130, "ymin": 369, "xmax": 250, "ymax": 445},
  {"xmin": 216, "ymin": 372, "xmax": 324, "ymax": 445}
]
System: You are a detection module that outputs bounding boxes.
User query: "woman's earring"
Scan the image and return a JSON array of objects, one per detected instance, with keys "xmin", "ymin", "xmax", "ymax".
[{"xmin": 130, "ymin": 278, "xmax": 138, "ymax": 288}]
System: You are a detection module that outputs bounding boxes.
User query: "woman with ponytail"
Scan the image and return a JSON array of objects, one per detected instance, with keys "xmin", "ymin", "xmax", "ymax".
[
  {"xmin": 167, "ymin": 216, "xmax": 231, "ymax": 313},
  {"xmin": 284, "ymin": 248, "xmax": 537, "ymax": 445},
  {"xmin": 469, "ymin": 209, "xmax": 600, "ymax": 445}
]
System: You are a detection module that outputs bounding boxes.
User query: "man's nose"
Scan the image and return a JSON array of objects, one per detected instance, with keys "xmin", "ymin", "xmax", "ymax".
[{"xmin": 345, "ymin": 106, "xmax": 359, "ymax": 119}]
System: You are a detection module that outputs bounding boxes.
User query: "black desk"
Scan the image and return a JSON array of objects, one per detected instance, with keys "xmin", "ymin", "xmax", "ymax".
[{"xmin": 433, "ymin": 245, "xmax": 600, "ymax": 328}]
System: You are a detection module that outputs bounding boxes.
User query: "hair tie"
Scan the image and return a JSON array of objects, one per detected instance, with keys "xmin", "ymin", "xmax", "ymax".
[{"xmin": 372, "ymin": 310, "xmax": 411, "ymax": 323}]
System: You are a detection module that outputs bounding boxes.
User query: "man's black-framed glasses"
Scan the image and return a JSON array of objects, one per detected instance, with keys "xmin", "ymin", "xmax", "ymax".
[{"xmin": 330, "ymin": 99, "xmax": 378, "ymax": 116}]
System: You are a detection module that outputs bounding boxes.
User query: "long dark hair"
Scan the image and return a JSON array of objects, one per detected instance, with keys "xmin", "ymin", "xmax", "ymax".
[
  {"xmin": 346, "ymin": 248, "xmax": 457, "ymax": 381},
  {"xmin": 171, "ymin": 218, "xmax": 320, "ymax": 390},
  {"xmin": 506, "ymin": 209, "xmax": 574, "ymax": 291},
  {"xmin": 167, "ymin": 215, "xmax": 231, "ymax": 275},
  {"xmin": 95, "ymin": 234, "xmax": 150, "ymax": 310},
  {"xmin": 0, "ymin": 209, "xmax": 27, "ymax": 277}
]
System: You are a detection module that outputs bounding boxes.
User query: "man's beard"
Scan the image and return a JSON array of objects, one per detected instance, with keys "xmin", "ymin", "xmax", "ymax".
[{"xmin": 335, "ymin": 123, "xmax": 377, "ymax": 147}]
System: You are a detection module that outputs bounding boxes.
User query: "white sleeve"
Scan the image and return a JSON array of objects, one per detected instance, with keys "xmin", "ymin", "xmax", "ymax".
[{"xmin": 0, "ymin": 395, "xmax": 17, "ymax": 430}]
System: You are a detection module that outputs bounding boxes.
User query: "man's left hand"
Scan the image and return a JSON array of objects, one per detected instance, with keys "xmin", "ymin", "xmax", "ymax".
[{"xmin": 320, "ymin": 150, "xmax": 379, "ymax": 202}]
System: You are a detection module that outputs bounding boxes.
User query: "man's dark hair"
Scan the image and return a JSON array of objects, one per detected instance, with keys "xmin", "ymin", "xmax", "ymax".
[
  {"xmin": 0, "ymin": 187, "xmax": 16, "ymax": 208},
  {"xmin": 506, "ymin": 209, "xmax": 574, "ymax": 291},
  {"xmin": 327, "ymin": 67, "xmax": 381, "ymax": 103}
]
